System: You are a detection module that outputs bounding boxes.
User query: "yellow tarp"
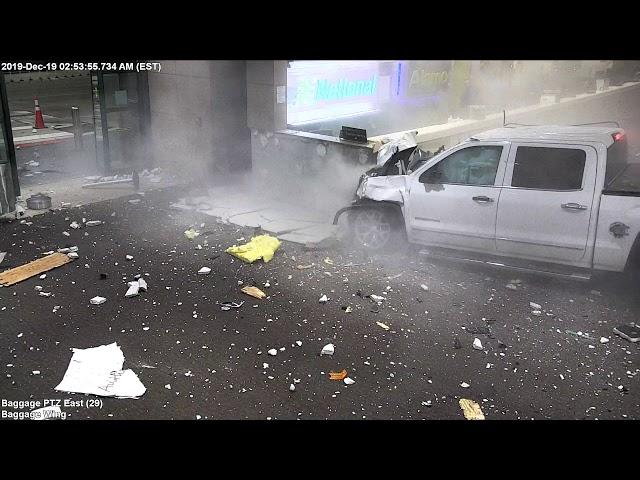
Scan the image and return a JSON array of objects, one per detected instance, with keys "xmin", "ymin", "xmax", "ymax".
[{"xmin": 225, "ymin": 235, "xmax": 281, "ymax": 264}]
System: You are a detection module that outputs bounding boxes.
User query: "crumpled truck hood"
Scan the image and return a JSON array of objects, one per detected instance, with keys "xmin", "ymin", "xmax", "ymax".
[{"xmin": 357, "ymin": 175, "xmax": 408, "ymax": 203}]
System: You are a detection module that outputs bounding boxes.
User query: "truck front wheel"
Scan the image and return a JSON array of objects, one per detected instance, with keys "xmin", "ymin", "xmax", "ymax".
[{"xmin": 349, "ymin": 208, "xmax": 404, "ymax": 251}]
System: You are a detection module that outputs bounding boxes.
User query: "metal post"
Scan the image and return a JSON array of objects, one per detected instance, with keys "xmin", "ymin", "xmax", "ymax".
[{"xmin": 71, "ymin": 106, "xmax": 83, "ymax": 149}]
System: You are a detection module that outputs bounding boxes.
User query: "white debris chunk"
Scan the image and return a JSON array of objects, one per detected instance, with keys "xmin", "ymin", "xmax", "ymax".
[
  {"xmin": 165, "ymin": 384, "xmax": 171, "ymax": 390},
  {"xmin": 600, "ymin": 337, "xmax": 610, "ymax": 344},
  {"xmin": 85, "ymin": 221, "xmax": 102, "ymax": 227},
  {"xmin": 67, "ymin": 252, "xmax": 79, "ymax": 259},
  {"xmin": 90, "ymin": 296, "xmax": 107, "ymax": 305},
  {"xmin": 70, "ymin": 221, "xmax": 80, "ymax": 229},
  {"xmin": 125, "ymin": 282, "xmax": 140, "ymax": 298},
  {"xmin": 370, "ymin": 294, "xmax": 385, "ymax": 303},
  {"xmin": 344, "ymin": 377, "xmax": 355, "ymax": 385},
  {"xmin": 268, "ymin": 349, "xmax": 277, "ymax": 356},
  {"xmin": 198, "ymin": 267, "xmax": 211, "ymax": 275},
  {"xmin": 137, "ymin": 278, "xmax": 148, "ymax": 291},
  {"xmin": 461, "ymin": 382, "xmax": 470, "ymax": 388},
  {"xmin": 295, "ymin": 341, "xmax": 302, "ymax": 347},
  {"xmin": 39, "ymin": 274, "xmax": 47, "ymax": 279},
  {"xmin": 530, "ymin": 302, "xmax": 542, "ymax": 310},
  {"xmin": 289, "ymin": 384, "xmax": 296, "ymax": 392},
  {"xmin": 125, "ymin": 255, "xmax": 133, "ymax": 261},
  {"xmin": 55, "ymin": 342, "xmax": 146, "ymax": 398},
  {"xmin": 321, "ymin": 343, "xmax": 335, "ymax": 356},
  {"xmin": 318, "ymin": 294, "xmax": 328, "ymax": 303},
  {"xmin": 472, "ymin": 338, "xmax": 483, "ymax": 350},
  {"xmin": 39, "ymin": 292, "xmax": 51, "ymax": 297}
]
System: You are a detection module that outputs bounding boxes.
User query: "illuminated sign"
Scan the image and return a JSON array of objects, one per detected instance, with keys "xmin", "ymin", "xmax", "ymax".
[{"xmin": 287, "ymin": 61, "xmax": 388, "ymax": 125}]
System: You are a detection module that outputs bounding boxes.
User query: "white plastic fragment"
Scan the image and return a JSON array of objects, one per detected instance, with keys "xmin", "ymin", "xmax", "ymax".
[
  {"xmin": 125, "ymin": 255, "xmax": 133, "ymax": 261},
  {"xmin": 198, "ymin": 267, "xmax": 211, "ymax": 275},
  {"xmin": 137, "ymin": 278, "xmax": 148, "ymax": 291},
  {"xmin": 268, "ymin": 349, "xmax": 277, "ymax": 356},
  {"xmin": 530, "ymin": 302, "xmax": 542, "ymax": 310},
  {"xmin": 295, "ymin": 341, "xmax": 302, "ymax": 347},
  {"xmin": 461, "ymin": 382, "xmax": 470, "ymax": 388},
  {"xmin": 321, "ymin": 343, "xmax": 335, "ymax": 356},
  {"xmin": 600, "ymin": 337, "xmax": 609, "ymax": 344},
  {"xmin": 420, "ymin": 284, "xmax": 429, "ymax": 291},
  {"xmin": 472, "ymin": 338, "xmax": 483, "ymax": 350},
  {"xmin": 318, "ymin": 294, "xmax": 328, "ymax": 303},
  {"xmin": 90, "ymin": 296, "xmax": 107, "ymax": 305},
  {"xmin": 344, "ymin": 377, "xmax": 355, "ymax": 385},
  {"xmin": 85, "ymin": 220, "xmax": 102, "ymax": 227},
  {"xmin": 289, "ymin": 384, "xmax": 296, "ymax": 392},
  {"xmin": 67, "ymin": 252, "xmax": 79, "ymax": 259},
  {"xmin": 370, "ymin": 294, "xmax": 385, "ymax": 303}
]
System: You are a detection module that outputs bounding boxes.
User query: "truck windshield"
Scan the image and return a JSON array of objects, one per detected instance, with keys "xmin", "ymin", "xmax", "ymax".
[{"xmin": 605, "ymin": 137, "xmax": 629, "ymax": 186}]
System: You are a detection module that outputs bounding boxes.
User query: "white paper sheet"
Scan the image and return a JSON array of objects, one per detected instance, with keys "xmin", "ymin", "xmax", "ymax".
[{"xmin": 55, "ymin": 342, "xmax": 146, "ymax": 398}]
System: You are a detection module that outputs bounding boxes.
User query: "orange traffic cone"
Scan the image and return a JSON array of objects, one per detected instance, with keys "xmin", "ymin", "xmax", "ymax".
[{"xmin": 34, "ymin": 97, "xmax": 46, "ymax": 129}]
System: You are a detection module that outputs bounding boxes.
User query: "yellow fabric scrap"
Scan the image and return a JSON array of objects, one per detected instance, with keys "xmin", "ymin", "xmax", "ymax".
[
  {"xmin": 459, "ymin": 399, "xmax": 485, "ymax": 420},
  {"xmin": 225, "ymin": 235, "xmax": 281, "ymax": 264}
]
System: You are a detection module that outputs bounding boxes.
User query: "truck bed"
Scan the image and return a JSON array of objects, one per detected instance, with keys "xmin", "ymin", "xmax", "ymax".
[{"xmin": 604, "ymin": 163, "xmax": 640, "ymax": 196}]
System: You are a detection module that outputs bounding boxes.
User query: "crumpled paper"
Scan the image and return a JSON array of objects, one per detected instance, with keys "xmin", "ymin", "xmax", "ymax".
[{"xmin": 55, "ymin": 342, "xmax": 146, "ymax": 398}]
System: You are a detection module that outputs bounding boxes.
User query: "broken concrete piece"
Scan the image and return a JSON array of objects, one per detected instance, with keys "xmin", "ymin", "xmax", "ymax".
[
  {"xmin": 125, "ymin": 282, "xmax": 140, "ymax": 298},
  {"xmin": 289, "ymin": 384, "xmax": 296, "ymax": 392},
  {"xmin": 319, "ymin": 294, "xmax": 329, "ymax": 303},
  {"xmin": 90, "ymin": 296, "xmax": 107, "ymax": 305},
  {"xmin": 67, "ymin": 252, "xmax": 79, "ymax": 259},
  {"xmin": 369, "ymin": 294, "xmax": 385, "ymax": 303},
  {"xmin": 268, "ymin": 349, "xmax": 277, "ymax": 356},
  {"xmin": 321, "ymin": 343, "xmax": 335, "ymax": 356},
  {"xmin": 472, "ymin": 338, "xmax": 483, "ymax": 350},
  {"xmin": 137, "ymin": 278, "xmax": 148, "ymax": 291},
  {"xmin": 70, "ymin": 221, "xmax": 80, "ymax": 229},
  {"xmin": 600, "ymin": 337, "xmax": 609, "ymax": 344}
]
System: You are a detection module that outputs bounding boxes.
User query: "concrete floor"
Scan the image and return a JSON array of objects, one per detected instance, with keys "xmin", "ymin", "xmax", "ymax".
[{"xmin": 1, "ymin": 187, "xmax": 638, "ymax": 420}]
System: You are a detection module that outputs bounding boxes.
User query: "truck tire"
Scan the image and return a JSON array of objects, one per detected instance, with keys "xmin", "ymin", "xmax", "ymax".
[{"xmin": 348, "ymin": 207, "xmax": 405, "ymax": 252}]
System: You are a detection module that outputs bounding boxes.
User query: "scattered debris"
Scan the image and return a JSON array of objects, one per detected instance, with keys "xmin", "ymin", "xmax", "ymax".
[
  {"xmin": 55, "ymin": 342, "xmax": 146, "ymax": 398},
  {"xmin": 530, "ymin": 302, "xmax": 542, "ymax": 310},
  {"xmin": 319, "ymin": 294, "xmax": 329, "ymax": 303},
  {"xmin": 329, "ymin": 369, "xmax": 347, "ymax": 380},
  {"xmin": 472, "ymin": 338, "xmax": 483, "ymax": 350},
  {"xmin": 369, "ymin": 294, "xmax": 385, "ymax": 304},
  {"xmin": 219, "ymin": 301, "xmax": 244, "ymax": 311},
  {"xmin": 90, "ymin": 296, "xmax": 107, "ymax": 305},
  {"xmin": 321, "ymin": 344, "xmax": 335, "ymax": 356},
  {"xmin": 343, "ymin": 377, "xmax": 355, "ymax": 385},
  {"xmin": 343, "ymin": 306, "xmax": 353, "ymax": 313},
  {"xmin": 600, "ymin": 337, "xmax": 610, "ymax": 344},
  {"xmin": 125, "ymin": 282, "xmax": 140, "ymax": 298},
  {"xmin": 268, "ymin": 349, "xmax": 277, "ymax": 356},
  {"xmin": 225, "ymin": 234, "xmax": 281, "ymax": 263},
  {"xmin": 613, "ymin": 324, "xmax": 640, "ymax": 342},
  {"xmin": 376, "ymin": 321, "xmax": 390, "ymax": 331},
  {"xmin": 184, "ymin": 228, "xmax": 200, "ymax": 240},
  {"xmin": 459, "ymin": 399, "xmax": 485, "ymax": 420},
  {"xmin": 0, "ymin": 253, "xmax": 72, "ymax": 287},
  {"xmin": 137, "ymin": 278, "xmax": 148, "ymax": 291},
  {"xmin": 460, "ymin": 382, "xmax": 470, "ymax": 388},
  {"xmin": 198, "ymin": 267, "xmax": 211, "ymax": 275},
  {"xmin": 125, "ymin": 255, "xmax": 133, "ymax": 261},
  {"xmin": 70, "ymin": 221, "xmax": 80, "ymax": 229},
  {"xmin": 241, "ymin": 285, "xmax": 266, "ymax": 299},
  {"xmin": 289, "ymin": 384, "xmax": 296, "ymax": 392}
]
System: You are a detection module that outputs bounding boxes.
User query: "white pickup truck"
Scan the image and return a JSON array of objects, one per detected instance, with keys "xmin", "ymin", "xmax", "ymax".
[{"xmin": 334, "ymin": 125, "xmax": 640, "ymax": 279}]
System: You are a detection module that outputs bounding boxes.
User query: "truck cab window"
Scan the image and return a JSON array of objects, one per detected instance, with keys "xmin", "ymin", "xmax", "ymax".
[
  {"xmin": 419, "ymin": 145, "xmax": 502, "ymax": 186},
  {"xmin": 511, "ymin": 146, "xmax": 586, "ymax": 190}
]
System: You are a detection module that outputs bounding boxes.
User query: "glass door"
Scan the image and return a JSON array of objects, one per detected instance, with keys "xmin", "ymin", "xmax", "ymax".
[
  {"xmin": 0, "ymin": 73, "xmax": 18, "ymax": 214},
  {"xmin": 91, "ymin": 71, "xmax": 151, "ymax": 174}
]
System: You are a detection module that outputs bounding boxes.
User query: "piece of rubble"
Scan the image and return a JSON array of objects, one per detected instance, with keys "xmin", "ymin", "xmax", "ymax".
[
  {"xmin": 459, "ymin": 399, "xmax": 485, "ymax": 420},
  {"xmin": 39, "ymin": 292, "xmax": 51, "ymax": 297},
  {"xmin": 137, "ymin": 278, "xmax": 148, "ymax": 291},
  {"xmin": 198, "ymin": 267, "xmax": 211, "ymax": 275},
  {"xmin": 460, "ymin": 382, "xmax": 470, "ymax": 388},
  {"xmin": 67, "ymin": 252, "xmax": 79, "ymax": 259},
  {"xmin": 321, "ymin": 344, "xmax": 335, "ymax": 356},
  {"xmin": 70, "ymin": 221, "xmax": 80, "ymax": 229},
  {"xmin": 289, "ymin": 384, "xmax": 296, "ymax": 392},
  {"xmin": 472, "ymin": 338, "xmax": 483, "ymax": 350},
  {"xmin": 420, "ymin": 284, "xmax": 429, "ymax": 291},
  {"xmin": 268, "ymin": 349, "xmax": 277, "ymax": 356},
  {"xmin": 125, "ymin": 282, "xmax": 140, "ymax": 298},
  {"xmin": 90, "ymin": 296, "xmax": 107, "ymax": 305},
  {"xmin": 85, "ymin": 221, "xmax": 102, "ymax": 227},
  {"xmin": 125, "ymin": 255, "xmax": 133, "ymax": 261},
  {"xmin": 241, "ymin": 285, "xmax": 266, "ymax": 299},
  {"xmin": 319, "ymin": 294, "xmax": 328, "ymax": 303},
  {"xmin": 600, "ymin": 337, "xmax": 609, "ymax": 344},
  {"xmin": 530, "ymin": 302, "xmax": 542, "ymax": 310},
  {"xmin": 369, "ymin": 294, "xmax": 385, "ymax": 303},
  {"xmin": 343, "ymin": 377, "xmax": 355, "ymax": 385},
  {"xmin": 376, "ymin": 322, "xmax": 390, "ymax": 331}
]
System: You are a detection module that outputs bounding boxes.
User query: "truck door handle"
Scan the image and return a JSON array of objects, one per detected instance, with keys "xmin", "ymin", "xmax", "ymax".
[
  {"xmin": 561, "ymin": 203, "xmax": 588, "ymax": 210},
  {"xmin": 472, "ymin": 196, "xmax": 494, "ymax": 203}
]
